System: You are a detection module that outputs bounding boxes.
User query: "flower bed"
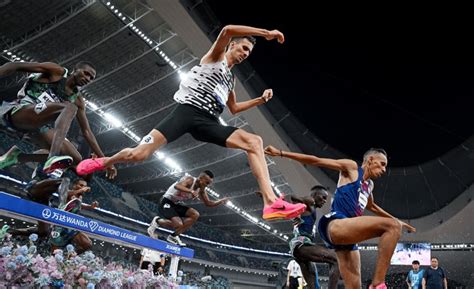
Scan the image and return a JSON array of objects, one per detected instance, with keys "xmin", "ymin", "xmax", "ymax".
[{"xmin": 0, "ymin": 225, "xmax": 178, "ymax": 288}]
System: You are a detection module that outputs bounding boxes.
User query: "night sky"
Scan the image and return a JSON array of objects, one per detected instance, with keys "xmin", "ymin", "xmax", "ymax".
[{"xmin": 204, "ymin": 1, "xmax": 473, "ymax": 166}]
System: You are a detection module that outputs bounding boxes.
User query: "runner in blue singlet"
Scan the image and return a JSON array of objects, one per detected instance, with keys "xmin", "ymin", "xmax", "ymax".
[{"xmin": 265, "ymin": 146, "xmax": 416, "ymax": 289}]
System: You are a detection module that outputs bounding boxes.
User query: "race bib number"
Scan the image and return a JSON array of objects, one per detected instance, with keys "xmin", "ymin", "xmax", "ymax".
[
  {"xmin": 358, "ymin": 192, "xmax": 369, "ymax": 209},
  {"xmin": 37, "ymin": 91, "xmax": 56, "ymax": 103},
  {"xmin": 213, "ymin": 83, "xmax": 228, "ymax": 105},
  {"xmin": 49, "ymin": 169, "xmax": 64, "ymax": 178},
  {"xmin": 34, "ymin": 103, "xmax": 47, "ymax": 114},
  {"xmin": 140, "ymin": 134, "xmax": 154, "ymax": 145}
]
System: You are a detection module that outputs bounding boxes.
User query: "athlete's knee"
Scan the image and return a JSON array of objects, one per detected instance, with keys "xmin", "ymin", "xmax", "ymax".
[
  {"xmin": 243, "ymin": 133, "xmax": 263, "ymax": 153},
  {"xmin": 172, "ymin": 219, "xmax": 184, "ymax": 228},
  {"xmin": 384, "ymin": 218, "xmax": 402, "ymax": 236},
  {"xmin": 72, "ymin": 153, "xmax": 82, "ymax": 164},
  {"xmin": 326, "ymin": 251, "xmax": 339, "ymax": 265},
  {"xmin": 63, "ymin": 102, "xmax": 78, "ymax": 113},
  {"xmin": 191, "ymin": 210, "xmax": 200, "ymax": 220},
  {"xmin": 51, "ymin": 102, "xmax": 77, "ymax": 115},
  {"xmin": 65, "ymin": 148, "xmax": 82, "ymax": 164}
]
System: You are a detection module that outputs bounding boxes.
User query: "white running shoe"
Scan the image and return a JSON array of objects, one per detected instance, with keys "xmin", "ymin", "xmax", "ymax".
[
  {"xmin": 167, "ymin": 235, "xmax": 186, "ymax": 247},
  {"xmin": 147, "ymin": 216, "xmax": 160, "ymax": 239}
]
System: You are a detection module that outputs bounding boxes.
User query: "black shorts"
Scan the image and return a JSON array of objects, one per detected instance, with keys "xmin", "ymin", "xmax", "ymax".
[
  {"xmin": 25, "ymin": 181, "xmax": 50, "ymax": 206},
  {"xmin": 155, "ymin": 104, "xmax": 238, "ymax": 147},
  {"xmin": 289, "ymin": 276, "xmax": 300, "ymax": 289},
  {"xmin": 158, "ymin": 197, "xmax": 190, "ymax": 219}
]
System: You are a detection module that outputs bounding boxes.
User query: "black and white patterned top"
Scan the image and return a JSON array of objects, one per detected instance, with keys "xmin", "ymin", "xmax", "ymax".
[{"xmin": 173, "ymin": 58, "xmax": 235, "ymax": 117}]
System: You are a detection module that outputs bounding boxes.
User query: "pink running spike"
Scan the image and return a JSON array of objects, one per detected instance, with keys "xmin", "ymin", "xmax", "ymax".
[{"xmin": 76, "ymin": 157, "xmax": 107, "ymax": 175}]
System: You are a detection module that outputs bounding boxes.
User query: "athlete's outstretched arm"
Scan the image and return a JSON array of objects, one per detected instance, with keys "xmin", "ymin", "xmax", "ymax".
[
  {"xmin": 290, "ymin": 195, "xmax": 313, "ymax": 214},
  {"xmin": 0, "ymin": 62, "xmax": 63, "ymax": 79},
  {"xmin": 366, "ymin": 194, "xmax": 416, "ymax": 232},
  {"xmin": 290, "ymin": 195, "xmax": 314, "ymax": 207},
  {"xmin": 265, "ymin": 145, "xmax": 357, "ymax": 173},
  {"xmin": 81, "ymin": 201, "xmax": 99, "ymax": 210},
  {"xmin": 76, "ymin": 96, "xmax": 117, "ymax": 178},
  {"xmin": 67, "ymin": 186, "xmax": 91, "ymax": 200},
  {"xmin": 226, "ymin": 88, "xmax": 273, "ymax": 114},
  {"xmin": 290, "ymin": 195, "xmax": 305, "ymax": 204},
  {"xmin": 199, "ymin": 190, "xmax": 228, "ymax": 207},
  {"xmin": 203, "ymin": 25, "xmax": 284, "ymax": 63}
]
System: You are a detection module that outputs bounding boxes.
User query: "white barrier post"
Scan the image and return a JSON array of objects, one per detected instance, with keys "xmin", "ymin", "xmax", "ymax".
[{"xmin": 169, "ymin": 255, "xmax": 180, "ymax": 279}]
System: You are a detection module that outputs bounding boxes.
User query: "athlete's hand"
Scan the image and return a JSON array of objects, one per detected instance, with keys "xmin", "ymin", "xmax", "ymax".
[
  {"xmin": 399, "ymin": 220, "xmax": 416, "ymax": 233},
  {"xmin": 265, "ymin": 29, "xmax": 285, "ymax": 44},
  {"xmin": 78, "ymin": 186, "xmax": 91, "ymax": 194},
  {"xmin": 219, "ymin": 197, "xmax": 229, "ymax": 205},
  {"xmin": 91, "ymin": 201, "xmax": 99, "ymax": 209},
  {"xmin": 190, "ymin": 189, "xmax": 200, "ymax": 198},
  {"xmin": 264, "ymin": 145, "xmax": 281, "ymax": 157},
  {"xmin": 106, "ymin": 165, "xmax": 117, "ymax": 179},
  {"xmin": 260, "ymin": 89, "xmax": 273, "ymax": 104}
]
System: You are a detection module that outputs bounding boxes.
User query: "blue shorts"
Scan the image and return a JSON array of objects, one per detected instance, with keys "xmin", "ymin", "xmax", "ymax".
[{"xmin": 318, "ymin": 212, "xmax": 358, "ymax": 251}]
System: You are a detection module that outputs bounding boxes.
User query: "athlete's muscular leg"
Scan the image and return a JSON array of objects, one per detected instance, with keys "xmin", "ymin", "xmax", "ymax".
[
  {"xmin": 28, "ymin": 179, "xmax": 62, "ymax": 202},
  {"xmin": 11, "ymin": 102, "xmax": 78, "ymax": 158},
  {"xmin": 297, "ymin": 260, "xmax": 317, "ymax": 289},
  {"xmin": 103, "ymin": 129, "xmax": 167, "ymax": 166},
  {"xmin": 33, "ymin": 130, "xmax": 83, "ymax": 164},
  {"xmin": 72, "ymin": 232, "xmax": 92, "ymax": 255},
  {"xmin": 328, "ymin": 216, "xmax": 402, "ymax": 286},
  {"xmin": 11, "ymin": 178, "xmax": 62, "ymax": 238},
  {"xmin": 295, "ymin": 245, "xmax": 340, "ymax": 289},
  {"xmin": 158, "ymin": 217, "xmax": 183, "ymax": 231},
  {"xmin": 225, "ymin": 129, "xmax": 277, "ymax": 206},
  {"xmin": 335, "ymin": 250, "xmax": 361, "ymax": 289},
  {"xmin": 174, "ymin": 208, "xmax": 199, "ymax": 236}
]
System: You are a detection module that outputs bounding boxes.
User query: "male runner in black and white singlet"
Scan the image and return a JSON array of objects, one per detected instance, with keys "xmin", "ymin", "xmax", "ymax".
[{"xmin": 78, "ymin": 24, "xmax": 306, "ymax": 220}]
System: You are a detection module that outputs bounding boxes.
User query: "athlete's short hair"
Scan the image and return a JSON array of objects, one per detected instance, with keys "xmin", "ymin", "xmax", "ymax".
[
  {"xmin": 202, "ymin": 170, "xmax": 214, "ymax": 178},
  {"xmin": 310, "ymin": 185, "xmax": 329, "ymax": 198},
  {"xmin": 230, "ymin": 35, "xmax": 257, "ymax": 46},
  {"xmin": 363, "ymin": 148, "xmax": 387, "ymax": 162},
  {"xmin": 75, "ymin": 61, "xmax": 95, "ymax": 71}
]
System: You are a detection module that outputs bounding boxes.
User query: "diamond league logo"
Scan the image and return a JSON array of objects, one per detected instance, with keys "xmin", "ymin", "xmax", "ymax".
[
  {"xmin": 88, "ymin": 220, "xmax": 99, "ymax": 232},
  {"xmin": 42, "ymin": 208, "xmax": 52, "ymax": 219},
  {"xmin": 166, "ymin": 244, "xmax": 181, "ymax": 254}
]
